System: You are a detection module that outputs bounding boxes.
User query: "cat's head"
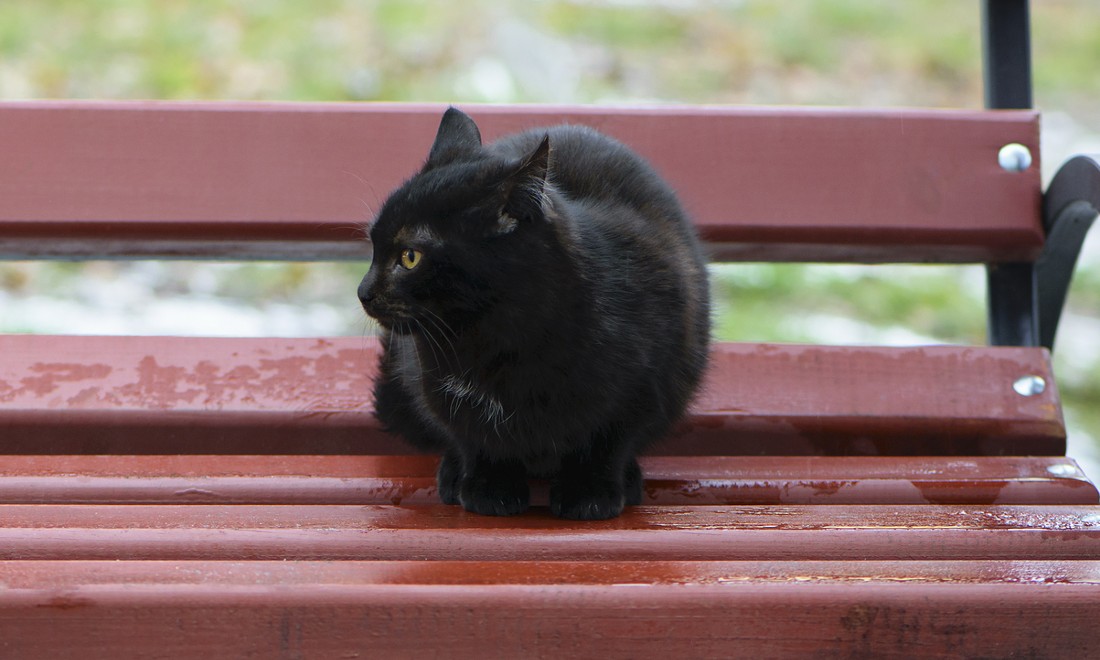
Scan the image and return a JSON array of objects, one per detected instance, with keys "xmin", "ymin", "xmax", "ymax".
[{"xmin": 358, "ymin": 108, "xmax": 554, "ymax": 334}]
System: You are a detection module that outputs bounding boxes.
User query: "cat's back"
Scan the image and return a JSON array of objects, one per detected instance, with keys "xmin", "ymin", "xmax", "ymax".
[
  {"xmin": 490, "ymin": 123, "xmax": 709, "ymax": 374},
  {"xmin": 488, "ymin": 125, "xmax": 686, "ymax": 230}
]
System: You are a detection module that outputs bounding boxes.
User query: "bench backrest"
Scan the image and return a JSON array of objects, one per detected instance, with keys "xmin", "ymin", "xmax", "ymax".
[
  {"xmin": 0, "ymin": 102, "xmax": 1065, "ymax": 457},
  {"xmin": 0, "ymin": 102, "xmax": 1042, "ymax": 264}
]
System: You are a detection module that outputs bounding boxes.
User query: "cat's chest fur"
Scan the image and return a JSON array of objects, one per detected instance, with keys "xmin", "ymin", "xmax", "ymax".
[
  {"xmin": 396, "ymin": 334, "xmax": 523, "ymax": 422},
  {"xmin": 390, "ymin": 330, "xmax": 591, "ymax": 463},
  {"xmin": 391, "ymin": 335, "xmax": 511, "ymax": 429}
]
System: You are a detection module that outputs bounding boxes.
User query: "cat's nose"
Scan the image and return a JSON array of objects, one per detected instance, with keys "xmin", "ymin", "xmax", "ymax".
[{"xmin": 357, "ymin": 274, "xmax": 376, "ymax": 309}]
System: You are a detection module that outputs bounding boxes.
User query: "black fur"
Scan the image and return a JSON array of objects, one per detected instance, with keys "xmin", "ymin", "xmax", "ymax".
[{"xmin": 359, "ymin": 107, "xmax": 710, "ymax": 520}]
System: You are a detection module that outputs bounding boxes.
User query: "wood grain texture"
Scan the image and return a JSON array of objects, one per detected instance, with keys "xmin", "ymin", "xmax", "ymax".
[
  {"xmin": 0, "ymin": 101, "xmax": 1043, "ymax": 262},
  {"xmin": 0, "ymin": 336, "xmax": 1066, "ymax": 456},
  {"xmin": 2, "ymin": 504, "xmax": 1097, "ymax": 561},
  {"xmin": 1, "ymin": 560, "xmax": 1096, "ymax": 658},
  {"xmin": 0, "ymin": 455, "xmax": 1094, "ymax": 505}
]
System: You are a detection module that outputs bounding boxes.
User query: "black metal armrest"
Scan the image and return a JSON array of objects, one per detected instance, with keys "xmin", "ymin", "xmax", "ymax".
[{"xmin": 1038, "ymin": 154, "xmax": 1100, "ymax": 350}]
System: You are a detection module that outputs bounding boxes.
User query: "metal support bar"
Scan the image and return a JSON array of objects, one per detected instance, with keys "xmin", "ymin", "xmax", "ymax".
[
  {"xmin": 981, "ymin": 0, "xmax": 1036, "ymax": 346},
  {"xmin": 987, "ymin": 263, "xmax": 1039, "ymax": 347},
  {"xmin": 1037, "ymin": 155, "xmax": 1100, "ymax": 349},
  {"xmin": 981, "ymin": 0, "xmax": 1033, "ymax": 109}
]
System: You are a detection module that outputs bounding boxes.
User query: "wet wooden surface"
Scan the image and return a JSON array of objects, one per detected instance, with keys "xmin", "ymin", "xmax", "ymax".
[
  {"xmin": 1, "ymin": 538, "xmax": 1098, "ymax": 657},
  {"xmin": 2, "ymin": 503, "xmax": 1098, "ymax": 561},
  {"xmin": 0, "ymin": 102, "xmax": 1042, "ymax": 263},
  {"xmin": 0, "ymin": 336, "xmax": 1066, "ymax": 456},
  {"xmin": 1, "ymin": 559, "xmax": 1097, "ymax": 658},
  {"xmin": 0, "ymin": 455, "xmax": 1094, "ymax": 505},
  {"xmin": 6, "ymin": 558, "xmax": 1100, "ymax": 588}
]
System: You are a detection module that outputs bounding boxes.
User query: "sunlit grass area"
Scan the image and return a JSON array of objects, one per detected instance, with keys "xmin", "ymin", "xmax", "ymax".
[{"xmin": 1, "ymin": 0, "xmax": 1098, "ymax": 462}]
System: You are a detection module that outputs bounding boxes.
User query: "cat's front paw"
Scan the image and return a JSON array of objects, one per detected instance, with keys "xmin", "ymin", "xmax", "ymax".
[
  {"xmin": 436, "ymin": 452, "xmax": 463, "ymax": 505},
  {"xmin": 550, "ymin": 481, "xmax": 626, "ymax": 520},
  {"xmin": 460, "ymin": 482, "xmax": 530, "ymax": 516},
  {"xmin": 459, "ymin": 464, "xmax": 530, "ymax": 516},
  {"xmin": 623, "ymin": 458, "xmax": 644, "ymax": 506}
]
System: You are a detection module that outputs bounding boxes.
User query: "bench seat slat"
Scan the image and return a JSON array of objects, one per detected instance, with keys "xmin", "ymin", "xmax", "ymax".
[
  {"xmin": 1, "ymin": 560, "xmax": 1096, "ymax": 658},
  {"xmin": 2, "ymin": 504, "xmax": 1097, "ymax": 561},
  {"xmin": 3, "ymin": 559, "xmax": 1098, "ymax": 588},
  {"xmin": 0, "ymin": 336, "xmax": 1066, "ymax": 456},
  {"xmin": 0, "ymin": 101, "xmax": 1042, "ymax": 263},
  {"xmin": 0, "ymin": 455, "xmax": 1093, "ymax": 505}
]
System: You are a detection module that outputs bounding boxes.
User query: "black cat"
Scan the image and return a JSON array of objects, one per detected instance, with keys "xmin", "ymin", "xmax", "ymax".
[{"xmin": 358, "ymin": 107, "xmax": 710, "ymax": 520}]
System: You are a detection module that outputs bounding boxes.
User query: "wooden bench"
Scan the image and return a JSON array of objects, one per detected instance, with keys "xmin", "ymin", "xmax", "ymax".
[
  {"xmin": 3, "ymin": 16, "xmax": 1100, "ymax": 656},
  {"xmin": 2, "ymin": 100, "xmax": 1098, "ymax": 658}
]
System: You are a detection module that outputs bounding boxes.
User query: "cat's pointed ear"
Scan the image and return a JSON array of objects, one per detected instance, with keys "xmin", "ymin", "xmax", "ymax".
[
  {"xmin": 424, "ymin": 107, "xmax": 483, "ymax": 170},
  {"xmin": 497, "ymin": 135, "xmax": 551, "ymax": 234}
]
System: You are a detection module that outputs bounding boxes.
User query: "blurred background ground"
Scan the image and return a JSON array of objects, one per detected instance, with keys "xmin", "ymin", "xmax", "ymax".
[{"xmin": 0, "ymin": 0, "xmax": 1097, "ymax": 470}]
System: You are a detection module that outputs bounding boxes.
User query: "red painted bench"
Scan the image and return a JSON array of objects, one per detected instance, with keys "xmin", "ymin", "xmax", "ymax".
[
  {"xmin": 1, "ymin": 99, "xmax": 1097, "ymax": 657},
  {"xmin": 3, "ymin": 22, "xmax": 1100, "ymax": 651}
]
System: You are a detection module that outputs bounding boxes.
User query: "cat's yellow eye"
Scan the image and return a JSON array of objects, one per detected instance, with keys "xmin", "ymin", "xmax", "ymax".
[{"xmin": 399, "ymin": 248, "xmax": 423, "ymax": 270}]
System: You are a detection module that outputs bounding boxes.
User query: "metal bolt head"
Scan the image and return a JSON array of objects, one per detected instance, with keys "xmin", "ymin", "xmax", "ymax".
[
  {"xmin": 1013, "ymin": 375, "xmax": 1046, "ymax": 397},
  {"xmin": 998, "ymin": 143, "xmax": 1032, "ymax": 172},
  {"xmin": 1047, "ymin": 463, "xmax": 1076, "ymax": 477}
]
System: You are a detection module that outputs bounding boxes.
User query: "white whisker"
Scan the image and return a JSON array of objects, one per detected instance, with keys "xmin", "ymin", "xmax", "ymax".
[{"xmin": 417, "ymin": 311, "xmax": 461, "ymax": 373}]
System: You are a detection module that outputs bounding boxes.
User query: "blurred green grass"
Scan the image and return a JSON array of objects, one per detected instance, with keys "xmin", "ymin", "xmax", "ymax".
[
  {"xmin": 2, "ymin": 1, "xmax": 1097, "ymax": 109},
  {"xmin": 1, "ymin": 0, "xmax": 1098, "ymax": 452}
]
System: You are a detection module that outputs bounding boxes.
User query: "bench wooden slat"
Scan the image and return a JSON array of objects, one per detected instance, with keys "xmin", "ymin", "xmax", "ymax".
[
  {"xmin": 0, "ymin": 101, "xmax": 1042, "ymax": 263},
  {"xmin": 0, "ymin": 455, "xmax": 1093, "ymax": 505},
  {"xmin": 0, "ymin": 336, "xmax": 1066, "ymax": 456},
  {"xmin": 1, "ymin": 560, "xmax": 1096, "ymax": 657},
  {"xmin": 5, "ymin": 559, "xmax": 1100, "ymax": 588},
  {"xmin": 3, "ymin": 504, "xmax": 1097, "ymax": 561}
]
